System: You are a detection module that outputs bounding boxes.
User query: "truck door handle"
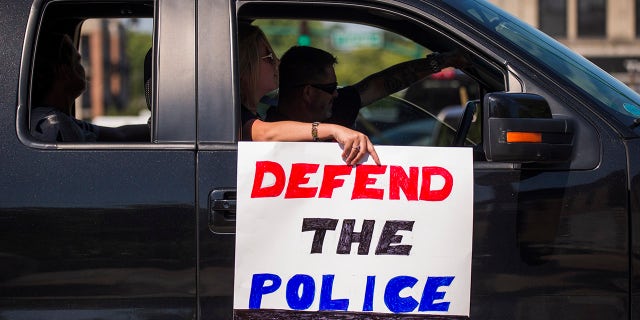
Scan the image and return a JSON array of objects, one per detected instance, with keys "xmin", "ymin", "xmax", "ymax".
[
  {"xmin": 212, "ymin": 199, "xmax": 236, "ymax": 211},
  {"xmin": 209, "ymin": 189, "xmax": 236, "ymax": 234}
]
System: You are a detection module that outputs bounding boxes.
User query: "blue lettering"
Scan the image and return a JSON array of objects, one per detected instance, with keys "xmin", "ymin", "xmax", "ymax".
[
  {"xmin": 384, "ymin": 275, "xmax": 419, "ymax": 313},
  {"xmin": 319, "ymin": 274, "xmax": 349, "ymax": 310},
  {"xmin": 286, "ymin": 274, "xmax": 315, "ymax": 310},
  {"xmin": 363, "ymin": 275, "xmax": 376, "ymax": 311},
  {"xmin": 249, "ymin": 273, "xmax": 456, "ymax": 313},
  {"xmin": 418, "ymin": 276, "xmax": 454, "ymax": 312},
  {"xmin": 249, "ymin": 273, "xmax": 281, "ymax": 309}
]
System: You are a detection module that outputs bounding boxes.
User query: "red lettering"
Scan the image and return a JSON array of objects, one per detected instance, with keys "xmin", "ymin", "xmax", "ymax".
[
  {"xmin": 319, "ymin": 165, "xmax": 353, "ymax": 198},
  {"xmin": 419, "ymin": 167, "xmax": 453, "ymax": 201},
  {"xmin": 352, "ymin": 165, "xmax": 388, "ymax": 200},
  {"xmin": 389, "ymin": 166, "xmax": 419, "ymax": 201},
  {"xmin": 251, "ymin": 161, "xmax": 286, "ymax": 198},
  {"xmin": 250, "ymin": 161, "xmax": 456, "ymax": 201},
  {"xmin": 285, "ymin": 163, "xmax": 320, "ymax": 198}
]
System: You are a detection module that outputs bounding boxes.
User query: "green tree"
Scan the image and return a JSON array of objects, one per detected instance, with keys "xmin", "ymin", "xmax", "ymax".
[
  {"xmin": 121, "ymin": 30, "xmax": 152, "ymax": 115},
  {"xmin": 255, "ymin": 20, "xmax": 327, "ymax": 57},
  {"xmin": 256, "ymin": 19, "xmax": 426, "ymax": 87},
  {"xmin": 334, "ymin": 48, "xmax": 416, "ymax": 85}
]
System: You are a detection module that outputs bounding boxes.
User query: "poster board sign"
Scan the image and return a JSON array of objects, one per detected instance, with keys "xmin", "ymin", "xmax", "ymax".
[{"xmin": 234, "ymin": 142, "xmax": 473, "ymax": 319}]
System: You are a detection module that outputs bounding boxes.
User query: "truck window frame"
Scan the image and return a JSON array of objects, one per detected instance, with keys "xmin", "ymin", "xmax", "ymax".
[
  {"xmin": 17, "ymin": 0, "xmax": 196, "ymax": 149},
  {"xmin": 210, "ymin": 1, "xmax": 508, "ymax": 152}
]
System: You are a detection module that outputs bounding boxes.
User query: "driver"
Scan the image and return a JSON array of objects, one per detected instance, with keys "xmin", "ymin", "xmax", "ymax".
[{"xmin": 265, "ymin": 45, "xmax": 467, "ymax": 127}]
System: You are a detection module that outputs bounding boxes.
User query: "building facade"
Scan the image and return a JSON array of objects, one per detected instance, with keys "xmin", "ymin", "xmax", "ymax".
[
  {"xmin": 76, "ymin": 19, "xmax": 129, "ymax": 119},
  {"xmin": 489, "ymin": 0, "xmax": 640, "ymax": 91}
]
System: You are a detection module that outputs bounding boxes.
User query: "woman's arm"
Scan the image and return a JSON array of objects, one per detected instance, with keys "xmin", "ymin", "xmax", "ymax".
[{"xmin": 246, "ymin": 119, "xmax": 380, "ymax": 166}]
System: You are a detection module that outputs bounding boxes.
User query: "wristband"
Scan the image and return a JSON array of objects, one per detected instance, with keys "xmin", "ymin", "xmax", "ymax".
[{"xmin": 312, "ymin": 122, "xmax": 319, "ymax": 141}]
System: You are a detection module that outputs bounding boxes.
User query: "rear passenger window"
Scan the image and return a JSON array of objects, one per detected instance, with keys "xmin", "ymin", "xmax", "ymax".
[{"xmin": 26, "ymin": 2, "xmax": 153, "ymax": 144}]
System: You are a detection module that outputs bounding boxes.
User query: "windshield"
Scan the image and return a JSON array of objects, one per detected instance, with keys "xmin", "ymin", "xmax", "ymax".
[{"xmin": 440, "ymin": 0, "xmax": 640, "ymax": 130}]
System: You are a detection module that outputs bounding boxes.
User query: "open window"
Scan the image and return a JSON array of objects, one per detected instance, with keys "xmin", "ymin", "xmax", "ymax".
[
  {"xmin": 25, "ymin": 1, "xmax": 154, "ymax": 145},
  {"xmin": 237, "ymin": 2, "xmax": 507, "ymax": 154}
]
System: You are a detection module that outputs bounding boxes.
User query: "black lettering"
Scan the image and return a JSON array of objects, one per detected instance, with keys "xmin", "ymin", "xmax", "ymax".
[
  {"xmin": 337, "ymin": 219, "xmax": 375, "ymax": 255},
  {"xmin": 302, "ymin": 218, "xmax": 339, "ymax": 254},
  {"xmin": 375, "ymin": 220, "xmax": 414, "ymax": 255}
]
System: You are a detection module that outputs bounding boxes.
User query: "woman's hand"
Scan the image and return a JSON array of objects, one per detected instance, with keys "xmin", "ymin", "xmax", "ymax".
[{"xmin": 325, "ymin": 124, "xmax": 381, "ymax": 166}]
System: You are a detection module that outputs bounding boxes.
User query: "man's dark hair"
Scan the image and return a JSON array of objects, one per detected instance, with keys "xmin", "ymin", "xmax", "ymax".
[
  {"xmin": 279, "ymin": 46, "xmax": 337, "ymax": 89},
  {"xmin": 32, "ymin": 32, "xmax": 75, "ymax": 104}
]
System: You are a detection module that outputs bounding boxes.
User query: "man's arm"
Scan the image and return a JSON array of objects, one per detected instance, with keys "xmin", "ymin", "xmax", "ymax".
[
  {"xmin": 98, "ymin": 124, "xmax": 150, "ymax": 142},
  {"xmin": 354, "ymin": 51, "xmax": 467, "ymax": 106}
]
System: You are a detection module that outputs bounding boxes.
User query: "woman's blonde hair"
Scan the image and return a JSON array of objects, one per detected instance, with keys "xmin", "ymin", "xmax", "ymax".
[{"xmin": 238, "ymin": 24, "xmax": 270, "ymax": 110}]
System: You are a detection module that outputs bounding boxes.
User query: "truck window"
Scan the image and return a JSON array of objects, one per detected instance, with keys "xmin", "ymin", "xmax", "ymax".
[
  {"xmin": 27, "ymin": 3, "xmax": 154, "ymax": 144},
  {"xmin": 78, "ymin": 18, "xmax": 152, "ymax": 129},
  {"xmin": 250, "ymin": 18, "xmax": 486, "ymax": 147}
]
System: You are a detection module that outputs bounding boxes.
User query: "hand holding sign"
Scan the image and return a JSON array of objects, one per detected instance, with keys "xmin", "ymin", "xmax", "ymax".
[
  {"xmin": 326, "ymin": 124, "xmax": 380, "ymax": 166},
  {"xmin": 309, "ymin": 122, "xmax": 381, "ymax": 165}
]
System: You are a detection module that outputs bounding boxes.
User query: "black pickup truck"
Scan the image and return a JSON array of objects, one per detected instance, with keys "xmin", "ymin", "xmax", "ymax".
[{"xmin": 2, "ymin": 0, "xmax": 640, "ymax": 319}]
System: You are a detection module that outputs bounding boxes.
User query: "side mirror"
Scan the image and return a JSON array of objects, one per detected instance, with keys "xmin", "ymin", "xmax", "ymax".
[{"xmin": 483, "ymin": 92, "xmax": 573, "ymax": 163}]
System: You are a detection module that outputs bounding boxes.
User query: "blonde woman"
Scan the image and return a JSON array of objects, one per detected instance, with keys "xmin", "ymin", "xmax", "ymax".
[{"xmin": 238, "ymin": 24, "xmax": 379, "ymax": 166}]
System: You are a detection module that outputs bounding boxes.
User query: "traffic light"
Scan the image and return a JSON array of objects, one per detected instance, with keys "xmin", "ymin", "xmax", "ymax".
[{"xmin": 298, "ymin": 20, "xmax": 310, "ymax": 46}]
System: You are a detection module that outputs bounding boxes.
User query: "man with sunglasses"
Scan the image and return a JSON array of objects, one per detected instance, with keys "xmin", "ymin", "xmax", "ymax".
[
  {"xmin": 267, "ymin": 46, "xmax": 341, "ymax": 125},
  {"xmin": 266, "ymin": 45, "xmax": 466, "ymax": 130}
]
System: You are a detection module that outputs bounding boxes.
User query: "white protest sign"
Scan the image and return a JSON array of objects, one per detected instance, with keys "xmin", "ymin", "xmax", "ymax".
[{"xmin": 234, "ymin": 142, "xmax": 473, "ymax": 318}]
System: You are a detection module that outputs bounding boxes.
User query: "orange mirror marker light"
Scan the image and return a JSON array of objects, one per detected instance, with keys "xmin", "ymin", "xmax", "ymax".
[{"xmin": 506, "ymin": 132, "xmax": 542, "ymax": 143}]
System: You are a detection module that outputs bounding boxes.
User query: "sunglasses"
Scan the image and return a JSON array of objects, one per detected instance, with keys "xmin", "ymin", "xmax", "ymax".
[
  {"xmin": 307, "ymin": 82, "xmax": 338, "ymax": 95},
  {"xmin": 260, "ymin": 52, "xmax": 277, "ymax": 65}
]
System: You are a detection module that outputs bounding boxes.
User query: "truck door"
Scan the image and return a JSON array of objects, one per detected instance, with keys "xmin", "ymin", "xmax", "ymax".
[
  {"xmin": 627, "ymin": 139, "xmax": 640, "ymax": 316},
  {"xmin": 0, "ymin": 0, "xmax": 198, "ymax": 319},
  {"xmin": 194, "ymin": 1, "xmax": 632, "ymax": 319},
  {"xmin": 195, "ymin": 1, "xmax": 238, "ymax": 319}
]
